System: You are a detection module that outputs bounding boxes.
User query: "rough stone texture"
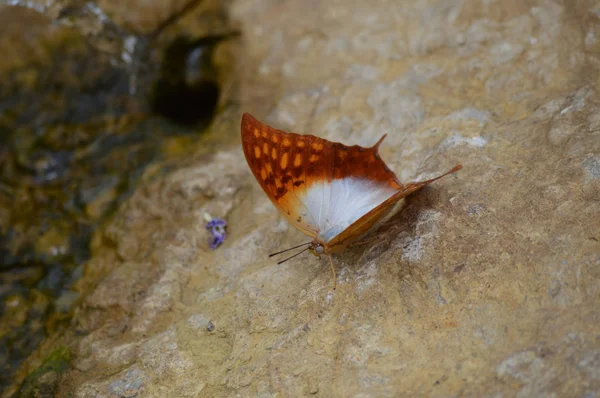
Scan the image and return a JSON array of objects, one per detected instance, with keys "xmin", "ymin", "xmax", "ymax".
[{"xmin": 10, "ymin": 0, "xmax": 600, "ymax": 397}]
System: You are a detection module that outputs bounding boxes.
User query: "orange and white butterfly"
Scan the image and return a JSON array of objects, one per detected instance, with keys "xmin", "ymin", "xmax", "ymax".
[{"xmin": 241, "ymin": 113, "xmax": 461, "ymax": 289}]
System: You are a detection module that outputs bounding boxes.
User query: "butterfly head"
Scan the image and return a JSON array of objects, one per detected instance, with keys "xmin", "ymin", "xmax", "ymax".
[{"xmin": 309, "ymin": 241, "xmax": 325, "ymax": 257}]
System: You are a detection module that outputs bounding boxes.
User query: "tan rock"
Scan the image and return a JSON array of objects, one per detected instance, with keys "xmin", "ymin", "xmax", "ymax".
[{"xmin": 12, "ymin": 0, "xmax": 600, "ymax": 397}]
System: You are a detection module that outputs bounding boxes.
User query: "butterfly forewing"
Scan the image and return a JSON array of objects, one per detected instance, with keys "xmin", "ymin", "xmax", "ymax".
[
  {"xmin": 242, "ymin": 113, "xmax": 320, "ymax": 237},
  {"xmin": 301, "ymin": 134, "xmax": 334, "ymax": 233}
]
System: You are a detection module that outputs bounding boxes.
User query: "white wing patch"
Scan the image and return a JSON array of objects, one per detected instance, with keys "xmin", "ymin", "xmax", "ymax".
[{"xmin": 300, "ymin": 177, "xmax": 397, "ymax": 243}]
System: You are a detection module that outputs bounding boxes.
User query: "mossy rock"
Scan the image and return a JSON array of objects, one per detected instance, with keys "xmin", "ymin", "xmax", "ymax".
[{"xmin": 17, "ymin": 347, "xmax": 71, "ymax": 398}]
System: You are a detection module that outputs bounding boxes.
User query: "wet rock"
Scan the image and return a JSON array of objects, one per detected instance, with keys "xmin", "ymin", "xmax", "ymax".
[
  {"xmin": 34, "ymin": 222, "xmax": 71, "ymax": 263},
  {"xmin": 0, "ymin": 0, "xmax": 237, "ymax": 384},
  {"xmin": 0, "ymin": 290, "xmax": 50, "ymax": 391},
  {"xmin": 0, "ymin": 265, "xmax": 45, "ymax": 288},
  {"xmin": 80, "ymin": 176, "xmax": 121, "ymax": 220}
]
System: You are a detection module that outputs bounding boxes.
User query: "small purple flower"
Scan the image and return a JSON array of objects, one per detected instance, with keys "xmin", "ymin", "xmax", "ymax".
[{"xmin": 205, "ymin": 215, "xmax": 227, "ymax": 249}]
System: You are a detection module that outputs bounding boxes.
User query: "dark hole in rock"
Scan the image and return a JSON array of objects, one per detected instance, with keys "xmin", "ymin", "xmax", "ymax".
[{"xmin": 151, "ymin": 35, "xmax": 231, "ymax": 126}]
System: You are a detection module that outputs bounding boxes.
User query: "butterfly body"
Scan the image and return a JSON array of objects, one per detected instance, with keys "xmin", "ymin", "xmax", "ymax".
[{"xmin": 241, "ymin": 113, "xmax": 461, "ymax": 288}]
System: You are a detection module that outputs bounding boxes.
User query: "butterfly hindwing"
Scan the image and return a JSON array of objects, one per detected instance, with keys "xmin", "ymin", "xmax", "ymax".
[{"xmin": 326, "ymin": 164, "xmax": 463, "ymax": 249}]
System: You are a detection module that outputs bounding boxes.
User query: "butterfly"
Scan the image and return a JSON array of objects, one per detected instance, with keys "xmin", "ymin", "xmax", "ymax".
[{"xmin": 241, "ymin": 113, "xmax": 461, "ymax": 289}]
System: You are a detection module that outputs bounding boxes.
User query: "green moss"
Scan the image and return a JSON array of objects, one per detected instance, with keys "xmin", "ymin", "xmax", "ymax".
[{"xmin": 17, "ymin": 347, "xmax": 71, "ymax": 398}]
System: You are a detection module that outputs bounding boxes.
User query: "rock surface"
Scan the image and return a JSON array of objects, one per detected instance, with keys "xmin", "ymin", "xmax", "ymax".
[{"xmin": 11, "ymin": 0, "xmax": 600, "ymax": 396}]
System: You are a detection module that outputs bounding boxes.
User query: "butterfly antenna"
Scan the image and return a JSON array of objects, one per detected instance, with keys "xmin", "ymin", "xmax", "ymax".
[
  {"xmin": 277, "ymin": 247, "xmax": 310, "ymax": 265},
  {"xmin": 268, "ymin": 241, "xmax": 312, "ymax": 257},
  {"xmin": 418, "ymin": 164, "xmax": 463, "ymax": 184}
]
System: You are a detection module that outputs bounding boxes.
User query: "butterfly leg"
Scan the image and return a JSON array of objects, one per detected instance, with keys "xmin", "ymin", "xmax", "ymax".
[{"xmin": 328, "ymin": 253, "xmax": 337, "ymax": 290}]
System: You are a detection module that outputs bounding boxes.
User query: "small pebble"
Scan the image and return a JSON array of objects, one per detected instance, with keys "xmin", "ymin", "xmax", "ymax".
[{"xmin": 207, "ymin": 321, "xmax": 215, "ymax": 332}]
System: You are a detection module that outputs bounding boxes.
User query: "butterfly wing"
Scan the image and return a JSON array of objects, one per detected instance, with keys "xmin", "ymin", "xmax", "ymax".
[
  {"xmin": 326, "ymin": 164, "xmax": 462, "ymax": 249},
  {"xmin": 242, "ymin": 113, "xmax": 325, "ymax": 238},
  {"xmin": 241, "ymin": 113, "xmax": 404, "ymax": 242}
]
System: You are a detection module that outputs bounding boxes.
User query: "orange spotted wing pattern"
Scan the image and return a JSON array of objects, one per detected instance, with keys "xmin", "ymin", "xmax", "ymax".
[{"xmin": 241, "ymin": 113, "xmax": 403, "ymax": 238}]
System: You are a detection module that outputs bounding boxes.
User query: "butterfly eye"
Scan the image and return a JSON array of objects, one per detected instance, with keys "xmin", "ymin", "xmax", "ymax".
[{"xmin": 315, "ymin": 245, "xmax": 324, "ymax": 254}]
